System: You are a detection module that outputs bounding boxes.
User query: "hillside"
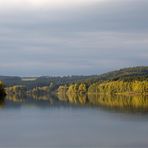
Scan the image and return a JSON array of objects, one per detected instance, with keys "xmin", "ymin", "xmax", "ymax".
[
  {"xmin": 83, "ymin": 66, "xmax": 148, "ymax": 84},
  {"xmin": 0, "ymin": 66, "xmax": 148, "ymax": 91},
  {"xmin": 0, "ymin": 75, "xmax": 92, "ymax": 90},
  {"xmin": 58, "ymin": 66, "xmax": 148, "ymax": 96}
]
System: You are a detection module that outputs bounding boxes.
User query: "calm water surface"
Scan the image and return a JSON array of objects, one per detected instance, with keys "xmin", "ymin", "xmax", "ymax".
[{"xmin": 0, "ymin": 95, "xmax": 148, "ymax": 148}]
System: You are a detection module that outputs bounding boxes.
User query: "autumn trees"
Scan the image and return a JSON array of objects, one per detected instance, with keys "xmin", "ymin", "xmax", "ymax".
[
  {"xmin": 88, "ymin": 81, "xmax": 148, "ymax": 95},
  {"xmin": 58, "ymin": 83, "xmax": 87, "ymax": 95},
  {"xmin": 58, "ymin": 81, "xmax": 148, "ymax": 95}
]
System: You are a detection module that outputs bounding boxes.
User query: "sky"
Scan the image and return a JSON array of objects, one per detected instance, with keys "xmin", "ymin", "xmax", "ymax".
[{"xmin": 0, "ymin": 0, "xmax": 147, "ymax": 76}]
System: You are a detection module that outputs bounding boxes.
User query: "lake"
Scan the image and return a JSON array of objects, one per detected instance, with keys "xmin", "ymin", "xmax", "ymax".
[{"xmin": 0, "ymin": 95, "xmax": 148, "ymax": 148}]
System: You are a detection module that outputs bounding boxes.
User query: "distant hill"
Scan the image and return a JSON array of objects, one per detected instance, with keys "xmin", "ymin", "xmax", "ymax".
[
  {"xmin": 95, "ymin": 66, "xmax": 148, "ymax": 82},
  {"xmin": 0, "ymin": 75, "xmax": 92, "ymax": 89},
  {"xmin": 0, "ymin": 76, "xmax": 22, "ymax": 85},
  {"xmin": 57, "ymin": 66, "xmax": 148, "ymax": 96},
  {"xmin": 68, "ymin": 66, "xmax": 148, "ymax": 85},
  {"xmin": 0, "ymin": 66, "xmax": 148, "ymax": 90}
]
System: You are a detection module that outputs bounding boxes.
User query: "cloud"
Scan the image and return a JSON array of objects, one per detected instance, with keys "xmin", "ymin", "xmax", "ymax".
[
  {"xmin": 0, "ymin": 0, "xmax": 147, "ymax": 76},
  {"xmin": 0, "ymin": 0, "xmax": 100, "ymax": 10},
  {"xmin": 0, "ymin": 0, "xmax": 147, "ymax": 34}
]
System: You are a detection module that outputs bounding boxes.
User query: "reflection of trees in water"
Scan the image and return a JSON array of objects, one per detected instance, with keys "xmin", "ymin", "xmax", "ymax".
[
  {"xmin": 6, "ymin": 94, "xmax": 25, "ymax": 103},
  {"xmin": 88, "ymin": 94, "xmax": 148, "ymax": 111},
  {"xmin": 5, "ymin": 93, "xmax": 61, "ymax": 107},
  {"xmin": 5, "ymin": 93, "xmax": 51, "ymax": 103},
  {"xmin": 0, "ymin": 97, "xmax": 5, "ymax": 108},
  {"xmin": 67, "ymin": 93, "xmax": 87, "ymax": 105},
  {"xmin": 28, "ymin": 93, "xmax": 49, "ymax": 101},
  {"xmin": 58, "ymin": 93, "xmax": 87, "ymax": 105},
  {"xmin": 57, "ymin": 93, "xmax": 148, "ymax": 112},
  {"xmin": 4, "ymin": 91, "xmax": 148, "ymax": 111}
]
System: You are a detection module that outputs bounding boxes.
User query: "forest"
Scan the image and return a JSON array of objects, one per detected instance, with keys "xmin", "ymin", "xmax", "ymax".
[
  {"xmin": 57, "ymin": 67, "xmax": 148, "ymax": 95},
  {"xmin": 1, "ymin": 66, "xmax": 148, "ymax": 96},
  {"xmin": 57, "ymin": 81, "xmax": 148, "ymax": 95}
]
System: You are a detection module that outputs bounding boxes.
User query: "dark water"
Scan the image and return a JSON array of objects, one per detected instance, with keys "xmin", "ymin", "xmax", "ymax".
[{"xmin": 0, "ymin": 95, "xmax": 148, "ymax": 148}]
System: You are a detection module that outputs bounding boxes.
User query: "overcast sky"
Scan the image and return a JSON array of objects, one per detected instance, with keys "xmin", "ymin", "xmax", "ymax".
[{"xmin": 0, "ymin": 0, "xmax": 147, "ymax": 76}]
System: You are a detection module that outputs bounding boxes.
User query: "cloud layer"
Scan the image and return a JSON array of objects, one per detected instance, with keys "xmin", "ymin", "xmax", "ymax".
[{"xmin": 0, "ymin": 0, "xmax": 147, "ymax": 76}]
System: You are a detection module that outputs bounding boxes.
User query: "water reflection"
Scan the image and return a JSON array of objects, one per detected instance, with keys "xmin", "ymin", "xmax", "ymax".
[
  {"xmin": 1, "ymin": 92, "xmax": 148, "ymax": 112},
  {"xmin": 89, "ymin": 94, "xmax": 148, "ymax": 112},
  {"xmin": 58, "ymin": 93, "xmax": 148, "ymax": 112},
  {"xmin": 0, "ymin": 96, "xmax": 5, "ymax": 108},
  {"xmin": 58, "ymin": 93, "xmax": 87, "ymax": 105},
  {"xmin": 1, "ymin": 94, "xmax": 61, "ymax": 109}
]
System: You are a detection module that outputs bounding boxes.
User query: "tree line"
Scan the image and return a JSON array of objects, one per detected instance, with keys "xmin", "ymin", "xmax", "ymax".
[{"xmin": 58, "ymin": 81, "xmax": 148, "ymax": 95}]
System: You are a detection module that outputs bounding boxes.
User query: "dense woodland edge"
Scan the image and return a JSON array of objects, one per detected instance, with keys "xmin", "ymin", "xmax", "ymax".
[{"xmin": 1, "ymin": 66, "xmax": 148, "ymax": 97}]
